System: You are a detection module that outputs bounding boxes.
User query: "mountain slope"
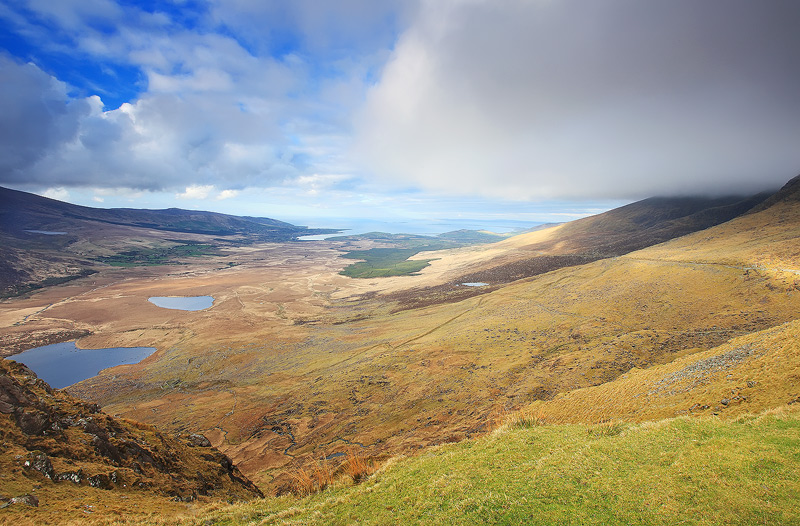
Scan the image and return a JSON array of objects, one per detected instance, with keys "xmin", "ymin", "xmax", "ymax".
[
  {"xmin": 0, "ymin": 359, "xmax": 262, "ymax": 525},
  {"xmin": 0, "ymin": 186, "xmax": 314, "ymax": 238},
  {"xmin": 184, "ymin": 178, "xmax": 800, "ymax": 525},
  {"xmin": 62, "ymin": 175, "xmax": 800, "ymax": 493},
  {"xmin": 447, "ymin": 192, "xmax": 769, "ymax": 284}
]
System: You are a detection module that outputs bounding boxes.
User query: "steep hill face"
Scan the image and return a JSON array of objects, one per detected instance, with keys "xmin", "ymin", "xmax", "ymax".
[
  {"xmin": 0, "ymin": 359, "xmax": 262, "ymax": 524},
  {"xmin": 447, "ymin": 192, "xmax": 769, "ymax": 285},
  {"xmin": 348, "ymin": 192, "xmax": 771, "ymax": 311},
  {"xmin": 524, "ymin": 318, "xmax": 800, "ymax": 425}
]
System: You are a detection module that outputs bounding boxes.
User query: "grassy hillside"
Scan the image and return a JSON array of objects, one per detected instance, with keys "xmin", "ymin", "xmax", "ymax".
[
  {"xmin": 193, "ymin": 313, "xmax": 800, "ymax": 525},
  {"xmin": 194, "ymin": 406, "xmax": 800, "ymax": 525}
]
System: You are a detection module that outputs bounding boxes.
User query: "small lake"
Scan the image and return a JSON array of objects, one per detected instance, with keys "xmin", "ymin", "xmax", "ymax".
[
  {"xmin": 298, "ymin": 233, "xmax": 341, "ymax": 241},
  {"xmin": 25, "ymin": 230, "xmax": 67, "ymax": 235},
  {"xmin": 8, "ymin": 341, "xmax": 156, "ymax": 389},
  {"xmin": 148, "ymin": 296, "xmax": 214, "ymax": 311},
  {"xmin": 461, "ymin": 282, "xmax": 489, "ymax": 287}
]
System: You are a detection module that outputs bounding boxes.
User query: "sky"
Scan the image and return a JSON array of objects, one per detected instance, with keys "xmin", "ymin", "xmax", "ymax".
[{"xmin": 1, "ymin": 0, "xmax": 799, "ymax": 226}]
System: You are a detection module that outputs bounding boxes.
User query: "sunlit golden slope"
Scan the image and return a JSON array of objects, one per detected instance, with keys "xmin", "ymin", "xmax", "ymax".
[{"xmin": 523, "ymin": 318, "xmax": 800, "ymax": 425}]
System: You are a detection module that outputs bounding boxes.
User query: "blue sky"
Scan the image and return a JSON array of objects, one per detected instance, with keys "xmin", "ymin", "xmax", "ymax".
[{"xmin": 1, "ymin": 1, "xmax": 799, "ymax": 226}]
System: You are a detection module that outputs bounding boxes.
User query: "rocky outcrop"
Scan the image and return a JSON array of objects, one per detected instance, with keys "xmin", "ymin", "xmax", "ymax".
[{"xmin": 0, "ymin": 359, "xmax": 263, "ymax": 505}]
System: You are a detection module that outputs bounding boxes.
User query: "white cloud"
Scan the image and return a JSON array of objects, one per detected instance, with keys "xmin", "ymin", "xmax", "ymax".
[
  {"xmin": 0, "ymin": 57, "xmax": 91, "ymax": 181},
  {"xmin": 0, "ymin": 3, "xmax": 370, "ymax": 194},
  {"xmin": 3, "ymin": 0, "xmax": 798, "ymax": 206},
  {"xmin": 295, "ymin": 174, "xmax": 354, "ymax": 196},
  {"xmin": 216, "ymin": 189, "xmax": 239, "ymax": 200},
  {"xmin": 176, "ymin": 184, "xmax": 215, "ymax": 200},
  {"xmin": 41, "ymin": 187, "xmax": 70, "ymax": 201}
]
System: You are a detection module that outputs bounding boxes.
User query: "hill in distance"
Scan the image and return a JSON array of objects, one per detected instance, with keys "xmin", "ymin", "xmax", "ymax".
[{"xmin": 0, "ymin": 186, "xmax": 338, "ymax": 297}]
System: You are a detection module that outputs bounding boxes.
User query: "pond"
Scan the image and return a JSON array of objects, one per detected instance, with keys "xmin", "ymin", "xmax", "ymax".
[
  {"xmin": 7, "ymin": 341, "xmax": 156, "ymax": 389},
  {"xmin": 148, "ymin": 296, "xmax": 214, "ymax": 311},
  {"xmin": 25, "ymin": 230, "xmax": 67, "ymax": 235},
  {"xmin": 460, "ymin": 282, "xmax": 489, "ymax": 287}
]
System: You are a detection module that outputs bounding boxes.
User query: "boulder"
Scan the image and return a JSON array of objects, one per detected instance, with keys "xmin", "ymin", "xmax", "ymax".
[{"xmin": 188, "ymin": 433, "xmax": 211, "ymax": 447}]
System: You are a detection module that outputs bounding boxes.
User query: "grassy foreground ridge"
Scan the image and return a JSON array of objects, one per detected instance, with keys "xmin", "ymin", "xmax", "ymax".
[{"xmin": 194, "ymin": 406, "xmax": 800, "ymax": 526}]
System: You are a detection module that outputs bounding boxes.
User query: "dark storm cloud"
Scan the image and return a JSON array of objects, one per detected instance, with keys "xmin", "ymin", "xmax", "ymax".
[{"xmin": 355, "ymin": 0, "xmax": 800, "ymax": 199}]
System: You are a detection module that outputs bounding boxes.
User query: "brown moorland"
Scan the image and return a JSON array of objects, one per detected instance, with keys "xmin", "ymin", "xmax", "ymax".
[{"xmin": 2, "ymin": 176, "xmax": 799, "ymax": 503}]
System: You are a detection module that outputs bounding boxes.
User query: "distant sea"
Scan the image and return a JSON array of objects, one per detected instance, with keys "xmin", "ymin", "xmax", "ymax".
[{"xmin": 297, "ymin": 218, "xmax": 548, "ymax": 240}]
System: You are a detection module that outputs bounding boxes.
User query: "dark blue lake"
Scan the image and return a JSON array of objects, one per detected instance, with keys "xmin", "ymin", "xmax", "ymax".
[
  {"xmin": 7, "ymin": 341, "xmax": 156, "ymax": 389},
  {"xmin": 148, "ymin": 296, "xmax": 214, "ymax": 311}
]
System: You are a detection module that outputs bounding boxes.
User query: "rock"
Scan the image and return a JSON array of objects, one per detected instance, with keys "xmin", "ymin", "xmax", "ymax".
[
  {"xmin": 91, "ymin": 434, "xmax": 123, "ymax": 464},
  {"xmin": 721, "ymin": 398, "xmax": 730, "ymax": 406},
  {"xmin": 170, "ymin": 490, "xmax": 197, "ymax": 502},
  {"xmin": 188, "ymin": 433, "xmax": 212, "ymax": 447},
  {"xmin": 56, "ymin": 469, "xmax": 84, "ymax": 484},
  {"xmin": 23, "ymin": 451, "xmax": 55, "ymax": 480},
  {"xmin": 8, "ymin": 494, "xmax": 39, "ymax": 507},
  {"xmin": 15, "ymin": 409, "xmax": 51, "ymax": 435},
  {"xmin": 0, "ymin": 373, "xmax": 34, "ymax": 414},
  {"xmin": 88, "ymin": 473, "xmax": 114, "ymax": 490}
]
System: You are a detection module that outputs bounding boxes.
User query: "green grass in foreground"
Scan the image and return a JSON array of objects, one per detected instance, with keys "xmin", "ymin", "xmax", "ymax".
[{"xmin": 195, "ymin": 408, "xmax": 800, "ymax": 525}]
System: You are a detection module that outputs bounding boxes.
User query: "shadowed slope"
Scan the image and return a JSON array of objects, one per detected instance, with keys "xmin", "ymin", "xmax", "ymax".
[
  {"xmin": 0, "ymin": 186, "xmax": 318, "ymax": 238},
  {"xmin": 447, "ymin": 192, "xmax": 770, "ymax": 285}
]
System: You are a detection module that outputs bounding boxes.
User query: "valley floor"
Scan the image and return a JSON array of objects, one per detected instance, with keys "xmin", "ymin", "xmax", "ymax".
[{"xmin": 4, "ymin": 181, "xmax": 800, "ymax": 522}]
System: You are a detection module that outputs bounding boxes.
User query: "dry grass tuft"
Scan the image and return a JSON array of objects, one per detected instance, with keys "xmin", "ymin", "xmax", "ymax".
[
  {"xmin": 587, "ymin": 419, "xmax": 626, "ymax": 437},
  {"xmin": 492, "ymin": 406, "xmax": 547, "ymax": 432},
  {"xmin": 343, "ymin": 450, "xmax": 375, "ymax": 483},
  {"xmin": 290, "ymin": 459, "xmax": 335, "ymax": 496}
]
